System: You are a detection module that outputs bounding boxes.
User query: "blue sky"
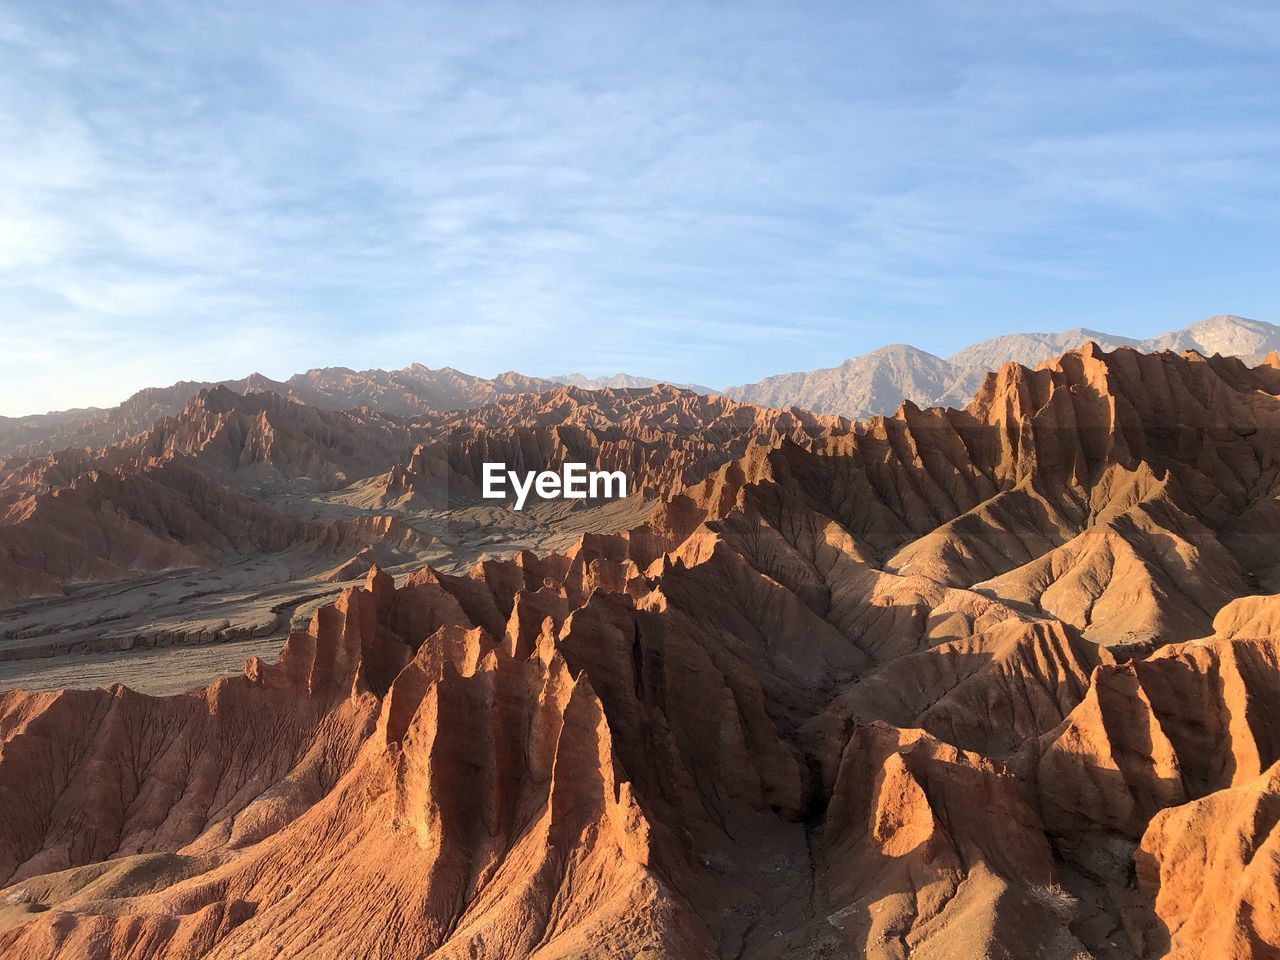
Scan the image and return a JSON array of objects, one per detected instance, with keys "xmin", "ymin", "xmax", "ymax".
[{"xmin": 1, "ymin": 1, "xmax": 1278, "ymax": 415}]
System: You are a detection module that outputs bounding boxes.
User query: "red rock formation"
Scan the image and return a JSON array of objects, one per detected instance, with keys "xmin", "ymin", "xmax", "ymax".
[
  {"xmin": 0, "ymin": 366, "xmax": 562, "ymax": 459},
  {"xmin": 4, "ymin": 345, "xmax": 1280, "ymax": 957},
  {"xmin": 1132, "ymin": 760, "xmax": 1280, "ymax": 958},
  {"xmin": 389, "ymin": 383, "xmax": 852, "ymax": 501},
  {"xmin": 0, "ymin": 383, "xmax": 848, "ymax": 602},
  {"xmin": 823, "ymin": 725, "xmax": 1088, "ymax": 959},
  {"xmin": 0, "ymin": 390, "xmax": 432, "ymax": 600}
]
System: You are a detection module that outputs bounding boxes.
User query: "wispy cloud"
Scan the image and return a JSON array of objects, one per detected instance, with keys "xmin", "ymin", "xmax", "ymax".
[{"xmin": 0, "ymin": 1, "xmax": 1277, "ymax": 414}]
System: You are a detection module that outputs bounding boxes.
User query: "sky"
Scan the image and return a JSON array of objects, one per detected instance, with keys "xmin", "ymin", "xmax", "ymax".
[{"xmin": 0, "ymin": 1, "xmax": 1278, "ymax": 416}]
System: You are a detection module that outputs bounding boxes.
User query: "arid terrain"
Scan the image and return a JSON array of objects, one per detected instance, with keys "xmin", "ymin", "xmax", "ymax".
[
  {"xmin": 725, "ymin": 313, "xmax": 1280, "ymax": 417},
  {"xmin": 0, "ymin": 383, "xmax": 841, "ymax": 693},
  {"xmin": 3, "ymin": 343, "xmax": 1280, "ymax": 957},
  {"xmin": 6, "ymin": 315, "xmax": 1276, "ymax": 460}
]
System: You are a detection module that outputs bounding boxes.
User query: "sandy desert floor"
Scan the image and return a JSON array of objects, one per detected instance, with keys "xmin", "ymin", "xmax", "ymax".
[
  {"xmin": 0, "ymin": 493, "xmax": 655, "ymax": 695},
  {"xmin": 0, "ymin": 635, "xmax": 288, "ymax": 695}
]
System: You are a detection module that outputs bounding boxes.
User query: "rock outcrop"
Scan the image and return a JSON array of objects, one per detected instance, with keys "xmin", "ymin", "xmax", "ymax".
[
  {"xmin": 0, "ymin": 365, "xmax": 562, "ymax": 459},
  {"xmin": 5, "ymin": 345, "xmax": 1280, "ymax": 957},
  {"xmin": 0, "ymin": 384, "xmax": 850, "ymax": 603}
]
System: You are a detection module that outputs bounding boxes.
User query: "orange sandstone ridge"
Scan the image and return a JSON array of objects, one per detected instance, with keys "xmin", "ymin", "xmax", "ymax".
[
  {"xmin": 0, "ymin": 384, "xmax": 846, "ymax": 602},
  {"xmin": 2, "ymin": 345, "xmax": 1280, "ymax": 957}
]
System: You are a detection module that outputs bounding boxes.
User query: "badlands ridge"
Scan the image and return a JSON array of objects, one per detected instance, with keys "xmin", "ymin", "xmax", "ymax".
[{"xmin": 1, "ymin": 345, "xmax": 1280, "ymax": 957}]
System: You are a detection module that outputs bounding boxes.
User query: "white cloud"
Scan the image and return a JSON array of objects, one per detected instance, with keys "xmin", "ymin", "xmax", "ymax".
[{"xmin": 0, "ymin": 1, "xmax": 1276, "ymax": 414}]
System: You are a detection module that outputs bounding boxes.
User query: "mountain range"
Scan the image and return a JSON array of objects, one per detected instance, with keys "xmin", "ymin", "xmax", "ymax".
[
  {"xmin": 0, "ymin": 366, "xmax": 560, "ymax": 459},
  {"xmin": 551, "ymin": 372, "xmax": 716, "ymax": 393},
  {"xmin": 4, "ymin": 314, "xmax": 1276, "ymax": 458},
  {"xmin": 723, "ymin": 313, "xmax": 1280, "ymax": 417},
  {"xmin": 0, "ymin": 381, "xmax": 844, "ymax": 645},
  {"xmin": 5, "ymin": 343, "xmax": 1280, "ymax": 957}
]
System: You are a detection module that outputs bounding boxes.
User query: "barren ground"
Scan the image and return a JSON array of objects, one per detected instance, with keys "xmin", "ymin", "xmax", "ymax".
[{"xmin": 0, "ymin": 493, "xmax": 655, "ymax": 695}]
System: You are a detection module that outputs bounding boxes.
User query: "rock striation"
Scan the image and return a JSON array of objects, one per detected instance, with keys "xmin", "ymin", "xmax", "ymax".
[
  {"xmin": 0, "ymin": 389, "xmax": 429, "ymax": 602},
  {"xmin": 0, "ymin": 384, "xmax": 848, "ymax": 603},
  {"xmin": 393, "ymin": 384, "xmax": 852, "ymax": 501},
  {"xmin": 4, "ymin": 345, "xmax": 1280, "ymax": 957}
]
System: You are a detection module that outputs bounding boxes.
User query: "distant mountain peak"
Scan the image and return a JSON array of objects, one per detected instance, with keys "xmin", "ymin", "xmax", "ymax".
[
  {"xmin": 4, "ymin": 314, "xmax": 1274, "ymax": 457},
  {"xmin": 727, "ymin": 314, "xmax": 1276, "ymax": 418},
  {"xmin": 550, "ymin": 372, "xmax": 716, "ymax": 394}
]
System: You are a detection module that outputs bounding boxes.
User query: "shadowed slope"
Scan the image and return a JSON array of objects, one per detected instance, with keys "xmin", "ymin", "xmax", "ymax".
[{"xmin": 5, "ymin": 346, "xmax": 1280, "ymax": 957}]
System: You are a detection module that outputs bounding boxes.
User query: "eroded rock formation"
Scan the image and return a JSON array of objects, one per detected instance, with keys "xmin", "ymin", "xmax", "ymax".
[
  {"xmin": 4, "ymin": 345, "xmax": 1280, "ymax": 957},
  {"xmin": 0, "ymin": 383, "xmax": 848, "ymax": 603}
]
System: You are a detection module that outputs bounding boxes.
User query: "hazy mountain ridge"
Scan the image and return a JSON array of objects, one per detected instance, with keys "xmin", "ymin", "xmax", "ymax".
[
  {"xmin": 944, "ymin": 326, "xmax": 1146, "ymax": 371},
  {"xmin": 4, "ymin": 314, "xmax": 1275, "ymax": 456},
  {"xmin": 726, "ymin": 314, "xmax": 1280, "ymax": 417},
  {"xmin": 720, "ymin": 343, "xmax": 959, "ymax": 417},
  {"xmin": 0, "ymin": 366, "xmax": 560, "ymax": 458},
  {"xmin": 551, "ymin": 372, "xmax": 716, "ymax": 393}
]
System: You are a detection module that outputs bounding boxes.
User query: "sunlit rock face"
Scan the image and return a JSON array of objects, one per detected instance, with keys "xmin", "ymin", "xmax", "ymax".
[{"xmin": 5, "ymin": 345, "xmax": 1280, "ymax": 958}]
